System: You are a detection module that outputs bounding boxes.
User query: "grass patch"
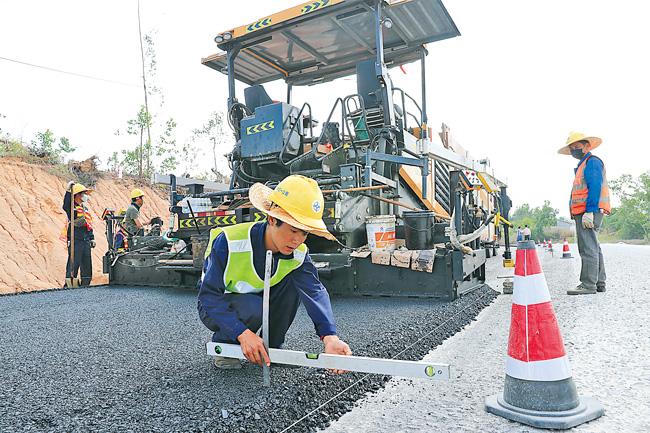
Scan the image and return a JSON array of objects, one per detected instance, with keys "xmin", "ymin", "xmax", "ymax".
[{"xmin": 1, "ymin": 139, "xmax": 30, "ymax": 158}]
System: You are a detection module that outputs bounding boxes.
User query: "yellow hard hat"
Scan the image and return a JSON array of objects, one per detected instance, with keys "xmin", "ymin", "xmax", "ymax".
[
  {"xmin": 71, "ymin": 183, "xmax": 91, "ymax": 195},
  {"xmin": 249, "ymin": 175, "xmax": 334, "ymax": 240},
  {"xmin": 131, "ymin": 188, "xmax": 145, "ymax": 199},
  {"xmin": 558, "ymin": 132, "xmax": 602, "ymax": 155}
]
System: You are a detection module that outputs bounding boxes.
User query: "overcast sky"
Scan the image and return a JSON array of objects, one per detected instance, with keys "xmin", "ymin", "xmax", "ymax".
[{"xmin": 1, "ymin": 0, "xmax": 648, "ymax": 217}]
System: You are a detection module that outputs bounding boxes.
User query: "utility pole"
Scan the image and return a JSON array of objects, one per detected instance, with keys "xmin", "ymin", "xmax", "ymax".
[{"xmin": 137, "ymin": 0, "xmax": 152, "ymax": 178}]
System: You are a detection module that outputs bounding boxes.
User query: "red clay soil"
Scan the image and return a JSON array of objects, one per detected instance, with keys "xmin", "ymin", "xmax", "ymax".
[{"xmin": 0, "ymin": 158, "xmax": 170, "ymax": 294}]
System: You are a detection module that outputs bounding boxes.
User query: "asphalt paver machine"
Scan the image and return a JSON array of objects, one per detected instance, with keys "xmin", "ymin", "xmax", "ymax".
[{"xmin": 105, "ymin": 0, "xmax": 513, "ymax": 300}]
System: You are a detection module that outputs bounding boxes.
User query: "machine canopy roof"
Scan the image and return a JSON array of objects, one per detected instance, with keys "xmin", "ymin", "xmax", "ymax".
[{"xmin": 201, "ymin": 0, "xmax": 460, "ymax": 86}]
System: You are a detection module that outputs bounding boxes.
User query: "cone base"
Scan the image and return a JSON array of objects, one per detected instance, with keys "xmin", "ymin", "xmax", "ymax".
[
  {"xmin": 561, "ymin": 253, "xmax": 573, "ymax": 259},
  {"xmin": 485, "ymin": 393, "xmax": 604, "ymax": 429}
]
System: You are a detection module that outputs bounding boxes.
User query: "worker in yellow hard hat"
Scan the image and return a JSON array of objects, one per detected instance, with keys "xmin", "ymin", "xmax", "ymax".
[
  {"xmin": 62, "ymin": 181, "xmax": 95, "ymax": 287},
  {"xmin": 122, "ymin": 188, "xmax": 147, "ymax": 237},
  {"xmin": 198, "ymin": 175, "xmax": 352, "ymax": 370},
  {"xmin": 558, "ymin": 132, "xmax": 610, "ymax": 295}
]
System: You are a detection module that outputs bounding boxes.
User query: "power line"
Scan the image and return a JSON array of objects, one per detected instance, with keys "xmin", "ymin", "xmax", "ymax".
[{"xmin": 0, "ymin": 55, "xmax": 139, "ymax": 87}]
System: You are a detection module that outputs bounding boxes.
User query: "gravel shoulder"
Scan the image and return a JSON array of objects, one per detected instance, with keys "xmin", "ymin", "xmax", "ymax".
[{"xmin": 325, "ymin": 244, "xmax": 650, "ymax": 433}]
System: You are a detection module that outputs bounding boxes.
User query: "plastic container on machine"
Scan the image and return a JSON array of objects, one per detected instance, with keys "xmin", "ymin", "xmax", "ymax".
[
  {"xmin": 365, "ymin": 215, "xmax": 396, "ymax": 251},
  {"xmin": 180, "ymin": 198, "xmax": 212, "ymax": 214}
]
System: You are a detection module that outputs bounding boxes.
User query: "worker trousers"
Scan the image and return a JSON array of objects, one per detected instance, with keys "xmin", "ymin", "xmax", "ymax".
[
  {"xmin": 66, "ymin": 238, "xmax": 93, "ymax": 286},
  {"xmin": 211, "ymin": 283, "xmax": 301, "ymax": 349},
  {"xmin": 575, "ymin": 213, "xmax": 606, "ymax": 290}
]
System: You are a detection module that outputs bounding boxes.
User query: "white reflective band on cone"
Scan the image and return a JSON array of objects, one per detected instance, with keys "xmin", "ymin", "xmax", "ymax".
[
  {"xmin": 506, "ymin": 355, "xmax": 572, "ymax": 382},
  {"xmin": 513, "ymin": 274, "xmax": 552, "ymax": 306}
]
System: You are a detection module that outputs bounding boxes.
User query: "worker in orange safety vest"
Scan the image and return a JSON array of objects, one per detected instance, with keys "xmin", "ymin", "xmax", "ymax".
[{"xmin": 558, "ymin": 132, "xmax": 610, "ymax": 295}]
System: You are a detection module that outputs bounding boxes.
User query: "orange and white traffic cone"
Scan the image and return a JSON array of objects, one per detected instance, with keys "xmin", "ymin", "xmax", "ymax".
[
  {"xmin": 561, "ymin": 239, "xmax": 573, "ymax": 259},
  {"xmin": 485, "ymin": 240, "xmax": 604, "ymax": 429}
]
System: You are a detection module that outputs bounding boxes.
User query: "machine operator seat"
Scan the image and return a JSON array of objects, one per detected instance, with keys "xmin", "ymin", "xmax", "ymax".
[{"xmin": 244, "ymin": 85, "xmax": 274, "ymax": 112}]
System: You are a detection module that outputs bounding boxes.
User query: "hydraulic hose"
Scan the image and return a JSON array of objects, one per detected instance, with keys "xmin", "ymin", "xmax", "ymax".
[{"xmin": 448, "ymin": 210, "xmax": 496, "ymax": 253}]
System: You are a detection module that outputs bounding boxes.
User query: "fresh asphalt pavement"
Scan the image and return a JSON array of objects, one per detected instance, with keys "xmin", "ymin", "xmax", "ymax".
[
  {"xmin": 325, "ymin": 243, "xmax": 650, "ymax": 433},
  {"xmin": 0, "ymin": 259, "xmax": 498, "ymax": 432}
]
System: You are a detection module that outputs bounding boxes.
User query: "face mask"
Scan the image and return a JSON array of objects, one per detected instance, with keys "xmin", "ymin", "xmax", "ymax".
[
  {"xmin": 82, "ymin": 194, "xmax": 91, "ymax": 203},
  {"xmin": 570, "ymin": 148, "xmax": 585, "ymax": 160}
]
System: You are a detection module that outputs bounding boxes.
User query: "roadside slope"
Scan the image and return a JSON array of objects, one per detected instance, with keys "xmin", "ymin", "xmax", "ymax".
[{"xmin": 0, "ymin": 157, "xmax": 169, "ymax": 294}]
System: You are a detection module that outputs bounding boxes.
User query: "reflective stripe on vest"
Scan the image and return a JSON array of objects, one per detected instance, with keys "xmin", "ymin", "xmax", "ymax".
[
  {"xmin": 74, "ymin": 205, "xmax": 93, "ymax": 231},
  {"xmin": 204, "ymin": 222, "xmax": 307, "ymax": 294},
  {"xmin": 570, "ymin": 155, "xmax": 611, "ymax": 216}
]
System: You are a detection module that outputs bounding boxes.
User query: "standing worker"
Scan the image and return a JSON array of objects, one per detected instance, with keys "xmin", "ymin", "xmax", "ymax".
[
  {"xmin": 197, "ymin": 175, "xmax": 352, "ymax": 370},
  {"xmin": 62, "ymin": 182, "xmax": 95, "ymax": 287},
  {"xmin": 516, "ymin": 226, "xmax": 523, "ymax": 242},
  {"xmin": 558, "ymin": 132, "xmax": 610, "ymax": 295},
  {"xmin": 123, "ymin": 188, "xmax": 147, "ymax": 237},
  {"xmin": 522, "ymin": 225, "xmax": 531, "ymax": 241}
]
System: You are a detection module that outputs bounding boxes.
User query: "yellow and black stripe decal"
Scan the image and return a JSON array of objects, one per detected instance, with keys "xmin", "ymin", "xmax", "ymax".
[
  {"xmin": 301, "ymin": 0, "xmax": 330, "ymax": 14},
  {"xmin": 245, "ymin": 120, "xmax": 275, "ymax": 135},
  {"xmin": 246, "ymin": 17, "xmax": 272, "ymax": 33},
  {"xmin": 232, "ymin": 0, "xmax": 343, "ymax": 39},
  {"xmin": 252, "ymin": 212, "xmax": 266, "ymax": 222},
  {"xmin": 179, "ymin": 215, "xmax": 237, "ymax": 229}
]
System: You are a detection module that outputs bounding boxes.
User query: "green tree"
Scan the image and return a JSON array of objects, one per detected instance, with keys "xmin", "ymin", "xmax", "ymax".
[
  {"xmin": 58, "ymin": 136, "xmax": 76, "ymax": 155},
  {"xmin": 510, "ymin": 201, "xmax": 558, "ymax": 241},
  {"xmin": 604, "ymin": 172, "xmax": 650, "ymax": 240},
  {"xmin": 28, "ymin": 129, "xmax": 76, "ymax": 163},
  {"xmin": 191, "ymin": 111, "xmax": 231, "ymax": 182},
  {"xmin": 126, "ymin": 105, "xmax": 153, "ymax": 177},
  {"xmin": 511, "ymin": 203, "xmax": 532, "ymax": 221},
  {"xmin": 30, "ymin": 129, "xmax": 56, "ymax": 158},
  {"xmin": 532, "ymin": 200, "xmax": 558, "ymax": 241},
  {"xmin": 113, "ymin": 32, "xmax": 181, "ymax": 179},
  {"xmin": 157, "ymin": 118, "xmax": 179, "ymax": 174},
  {"xmin": 113, "ymin": 109, "xmax": 179, "ymax": 178}
]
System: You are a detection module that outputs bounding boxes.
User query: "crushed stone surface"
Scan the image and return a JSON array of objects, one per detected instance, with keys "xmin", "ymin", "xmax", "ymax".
[
  {"xmin": 325, "ymin": 244, "xmax": 650, "ymax": 433},
  {"xmin": 0, "ymin": 264, "xmax": 497, "ymax": 432}
]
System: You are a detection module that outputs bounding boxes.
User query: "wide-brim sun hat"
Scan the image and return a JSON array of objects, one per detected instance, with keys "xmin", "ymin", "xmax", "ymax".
[
  {"xmin": 558, "ymin": 131, "xmax": 602, "ymax": 155},
  {"xmin": 248, "ymin": 177, "xmax": 336, "ymax": 241}
]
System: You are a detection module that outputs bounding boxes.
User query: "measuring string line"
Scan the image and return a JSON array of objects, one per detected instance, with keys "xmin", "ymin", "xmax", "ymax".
[{"xmin": 279, "ymin": 290, "xmax": 493, "ymax": 432}]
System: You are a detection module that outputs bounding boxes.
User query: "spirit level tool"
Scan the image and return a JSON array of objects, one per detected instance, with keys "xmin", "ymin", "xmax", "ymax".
[{"xmin": 206, "ymin": 342, "xmax": 450, "ymax": 381}]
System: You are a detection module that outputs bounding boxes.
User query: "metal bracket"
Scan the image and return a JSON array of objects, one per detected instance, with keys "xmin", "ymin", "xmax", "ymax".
[{"xmin": 365, "ymin": 150, "xmax": 429, "ymax": 198}]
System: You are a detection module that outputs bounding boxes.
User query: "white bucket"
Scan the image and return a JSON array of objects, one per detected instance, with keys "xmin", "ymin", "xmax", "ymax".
[{"xmin": 365, "ymin": 215, "xmax": 396, "ymax": 251}]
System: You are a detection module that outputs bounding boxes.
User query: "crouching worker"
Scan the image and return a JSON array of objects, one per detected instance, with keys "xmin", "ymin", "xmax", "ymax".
[{"xmin": 197, "ymin": 175, "xmax": 352, "ymax": 370}]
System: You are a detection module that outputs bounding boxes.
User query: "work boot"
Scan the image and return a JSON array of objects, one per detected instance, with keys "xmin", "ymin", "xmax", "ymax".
[
  {"xmin": 213, "ymin": 356, "xmax": 242, "ymax": 370},
  {"xmin": 596, "ymin": 283, "xmax": 606, "ymax": 293},
  {"xmin": 567, "ymin": 284, "xmax": 597, "ymax": 295}
]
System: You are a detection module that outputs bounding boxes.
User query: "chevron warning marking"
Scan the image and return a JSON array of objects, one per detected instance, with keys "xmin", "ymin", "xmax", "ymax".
[
  {"xmin": 245, "ymin": 120, "xmax": 275, "ymax": 135},
  {"xmin": 302, "ymin": 0, "xmax": 330, "ymax": 14},
  {"xmin": 246, "ymin": 17, "xmax": 272, "ymax": 33}
]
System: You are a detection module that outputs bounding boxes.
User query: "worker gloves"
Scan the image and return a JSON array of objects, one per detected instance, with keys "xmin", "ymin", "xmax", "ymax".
[{"xmin": 582, "ymin": 212, "xmax": 595, "ymax": 229}]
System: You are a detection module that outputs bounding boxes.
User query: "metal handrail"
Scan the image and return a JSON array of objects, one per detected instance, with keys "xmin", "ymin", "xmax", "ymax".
[{"xmin": 392, "ymin": 87, "xmax": 423, "ymax": 131}]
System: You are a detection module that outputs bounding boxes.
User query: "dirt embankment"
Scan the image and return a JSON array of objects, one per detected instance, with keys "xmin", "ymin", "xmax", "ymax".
[{"xmin": 0, "ymin": 158, "xmax": 170, "ymax": 295}]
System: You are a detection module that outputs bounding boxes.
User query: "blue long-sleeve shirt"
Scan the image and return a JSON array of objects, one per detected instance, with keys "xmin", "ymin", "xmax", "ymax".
[
  {"xmin": 574, "ymin": 152, "xmax": 605, "ymax": 213},
  {"xmin": 197, "ymin": 222, "xmax": 337, "ymax": 341}
]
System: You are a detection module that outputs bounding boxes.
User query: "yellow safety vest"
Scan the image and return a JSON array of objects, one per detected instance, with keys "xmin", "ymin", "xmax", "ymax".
[{"xmin": 204, "ymin": 222, "xmax": 307, "ymax": 294}]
